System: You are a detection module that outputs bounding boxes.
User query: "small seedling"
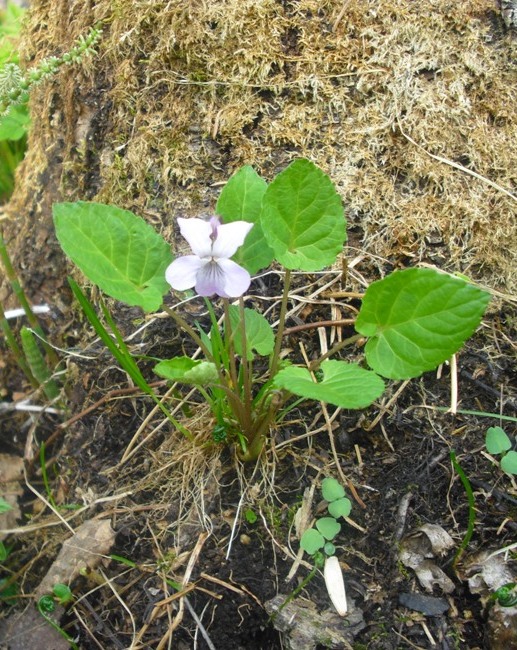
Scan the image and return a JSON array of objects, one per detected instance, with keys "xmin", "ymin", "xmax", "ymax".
[
  {"xmin": 244, "ymin": 508, "xmax": 258, "ymax": 524},
  {"xmin": 300, "ymin": 478, "xmax": 351, "ymax": 557},
  {"xmin": 491, "ymin": 582, "xmax": 517, "ymax": 607},
  {"xmin": 485, "ymin": 426, "xmax": 517, "ymax": 476},
  {"xmin": 299, "ymin": 477, "xmax": 351, "ymax": 616},
  {"xmin": 37, "ymin": 584, "xmax": 77, "ymax": 649}
]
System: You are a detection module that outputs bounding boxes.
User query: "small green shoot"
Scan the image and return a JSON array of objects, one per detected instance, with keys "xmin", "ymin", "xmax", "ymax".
[
  {"xmin": 37, "ymin": 585, "xmax": 78, "ymax": 649},
  {"xmin": 0, "ymin": 541, "xmax": 9, "ymax": 562},
  {"xmin": 450, "ymin": 450, "xmax": 476, "ymax": 566},
  {"xmin": 300, "ymin": 477, "xmax": 351, "ymax": 558},
  {"xmin": 110, "ymin": 554, "xmax": 137, "ymax": 568},
  {"xmin": 244, "ymin": 508, "xmax": 258, "ymax": 524},
  {"xmin": 491, "ymin": 582, "xmax": 517, "ymax": 608},
  {"xmin": 0, "ymin": 497, "xmax": 13, "ymax": 514},
  {"xmin": 486, "ymin": 426, "xmax": 517, "ymax": 476}
]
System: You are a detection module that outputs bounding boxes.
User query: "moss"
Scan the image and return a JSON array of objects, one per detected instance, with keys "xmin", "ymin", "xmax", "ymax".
[{"xmin": 5, "ymin": 0, "xmax": 517, "ymax": 290}]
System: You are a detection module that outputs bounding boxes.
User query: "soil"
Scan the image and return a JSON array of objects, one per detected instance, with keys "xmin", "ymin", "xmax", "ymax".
[{"xmin": 0, "ymin": 259, "xmax": 516, "ymax": 650}]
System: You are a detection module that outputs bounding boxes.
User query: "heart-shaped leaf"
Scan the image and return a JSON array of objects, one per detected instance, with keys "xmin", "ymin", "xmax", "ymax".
[
  {"xmin": 328, "ymin": 498, "xmax": 352, "ymax": 519},
  {"xmin": 300, "ymin": 528, "xmax": 325, "ymax": 554},
  {"xmin": 154, "ymin": 357, "xmax": 219, "ymax": 385},
  {"xmin": 274, "ymin": 360, "xmax": 385, "ymax": 409},
  {"xmin": 228, "ymin": 305, "xmax": 274, "ymax": 360},
  {"xmin": 261, "ymin": 159, "xmax": 346, "ymax": 271},
  {"xmin": 54, "ymin": 201, "xmax": 172, "ymax": 312},
  {"xmin": 355, "ymin": 268, "xmax": 490, "ymax": 379},
  {"xmin": 0, "ymin": 104, "xmax": 30, "ymax": 141},
  {"xmin": 316, "ymin": 517, "xmax": 341, "ymax": 541},
  {"xmin": 216, "ymin": 165, "xmax": 273, "ymax": 273},
  {"xmin": 321, "ymin": 478, "xmax": 345, "ymax": 503},
  {"xmin": 501, "ymin": 451, "xmax": 517, "ymax": 475},
  {"xmin": 486, "ymin": 427, "xmax": 512, "ymax": 455}
]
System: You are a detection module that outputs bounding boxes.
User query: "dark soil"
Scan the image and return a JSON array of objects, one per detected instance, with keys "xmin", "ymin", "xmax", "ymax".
[{"xmin": 0, "ymin": 267, "xmax": 516, "ymax": 650}]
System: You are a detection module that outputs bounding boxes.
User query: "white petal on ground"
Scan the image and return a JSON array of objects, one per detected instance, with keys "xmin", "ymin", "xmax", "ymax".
[
  {"xmin": 165, "ymin": 256, "xmax": 206, "ymax": 291},
  {"xmin": 324, "ymin": 556, "xmax": 348, "ymax": 616},
  {"xmin": 211, "ymin": 221, "xmax": 254, "ymax": 259},
  {"xmin": 177, "ymin": 218, "xmax": 213, "ymax": 258}
]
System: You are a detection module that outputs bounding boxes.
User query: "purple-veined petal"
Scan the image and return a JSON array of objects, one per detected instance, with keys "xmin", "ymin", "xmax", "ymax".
[
  {"xmin": 217, "ymin": 258, "xmax": 251, "ymax": 297},
  {"xmin": 165, "ymin": 256, "xmax": 205, "ymax": 291},
  {"xmin": 195, "ymin": 260, "xmax": 228, "ymax": 297},
  {"xmin": 177, "ymin": 218, "xmax": 213, "ymax": 258},
  {"xmin": 211, "ymin": 221, "xmax": 254, "ymax": 259}
]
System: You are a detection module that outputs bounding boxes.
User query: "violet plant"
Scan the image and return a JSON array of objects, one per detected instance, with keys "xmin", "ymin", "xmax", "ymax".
[{"xmin": 53, "ymin": 159, "xmax": 491, "ymax": 460}]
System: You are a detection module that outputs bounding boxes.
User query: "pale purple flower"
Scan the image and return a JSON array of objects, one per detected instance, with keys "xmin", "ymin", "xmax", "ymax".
[{"xmin": 166, "ymin": 216, "xmax": 253, "ymax": 298}]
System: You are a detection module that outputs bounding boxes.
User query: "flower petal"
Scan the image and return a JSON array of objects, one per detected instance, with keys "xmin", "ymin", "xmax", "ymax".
[
  {"xmin": 177, "ymin": 218, "xmax": 213, "ymax": 258},
  {"xmin": 211, "ymin": 221, "xmax": 254, "ymax": 259},
  {"xmin": 324, "ymin": 556, "xmax": 347, "ymax": 616},
  {"xmin": 195, "ymin": 260, "xmax": 228, "ymax": 297},
  {"xmin": 217, "ymin": 258, "xmax": 251, "ymax": 297},
  {"xmin": 165, "ymin": 256, "xmax": 205, "ymax": 291}
]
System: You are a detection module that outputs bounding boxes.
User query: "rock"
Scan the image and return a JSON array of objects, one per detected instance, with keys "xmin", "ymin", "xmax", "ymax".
[
  {"xmin": 265, "ymin": 594, "xmax": 365, "ymax": 649},
  {"xmin": 398, "ymin": 592, "xmax": 449, "ymax": 616}
]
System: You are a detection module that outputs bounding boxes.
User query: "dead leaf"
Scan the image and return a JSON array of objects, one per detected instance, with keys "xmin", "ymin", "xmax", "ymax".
[
  {"xmin": 36, "ymin": 518, "xmax": 115, "ymax": 597},
  {"xmin": 399, "ymin": 524, "xmax": 455, "ymax": 593},
  {"xmin": 0, "ymin": 518, "xmax": 115, "ymax": 649}
]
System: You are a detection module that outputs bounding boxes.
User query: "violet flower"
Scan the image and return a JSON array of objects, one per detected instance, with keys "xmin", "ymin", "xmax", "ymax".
[{"xmin": 166, "ymin": 216, "xmax": 253, "ymax": 298}]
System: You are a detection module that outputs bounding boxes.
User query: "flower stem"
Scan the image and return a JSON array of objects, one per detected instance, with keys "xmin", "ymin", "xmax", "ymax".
[
  {"xmin": 161, "ymin": 304, "xmax": 214, "ymax": 362},
  {"xmin": 309, "ymin": 333, "xmax": 363, "ymax": 369},
  {"xmin": 270, "ymin": 269, "xmax": 292, "ymax": 377},
  {"xmin": 0, "ymin": 299, "xmax": 38, "ymax": 387},
  {"xmin": 238, "ymin": 297, "xmax": 253, "ymax": 431}
]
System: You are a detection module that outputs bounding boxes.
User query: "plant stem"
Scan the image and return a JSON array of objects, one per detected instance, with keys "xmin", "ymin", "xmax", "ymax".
[
  {"xmin": 0, "ymin": 229, "xmax": 58, "ymax": 366},
  {"xmin": 161, "ymin": 304, "xmax": 214, "ymax": 362},
  {"xmin": 310, "ymin": 333, "xmax": 363, "ymax": 369},
  {"xmin": 450, "ymin": 450, "xmax": 476, "ymax": 567},
  {"xmin": 238, "ymin": 297, "xmax": 253, "ymax": 432},
  {"xmin": 222, "ymin": 299, "xmax": 240, "ymax": 394},
  {"xmin": 271, "ymin": 553, "xmax": 324, "ymax": 621},
  {"xmin": 270, "ymin": 269, "xmax": 291, "ymax": 377},
  {"xmin": 0, "ymin": 299, "xmax": 38, "ymax": 386}
]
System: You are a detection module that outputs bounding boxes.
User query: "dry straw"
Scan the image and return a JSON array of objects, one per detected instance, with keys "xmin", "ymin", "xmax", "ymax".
[{"xmin": 5, "ymin": 0, "xmax": 516, "ymax": 294}]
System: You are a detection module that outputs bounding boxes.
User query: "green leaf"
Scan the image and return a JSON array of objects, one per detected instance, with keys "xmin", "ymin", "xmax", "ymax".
[
  {"xmin": 486, "ymin": 427, "xmax": 512, "ymax": 455},
  {"xmin": 52, "ymin": 584, "xmax": 73, "ymax": 605},
  {"xmin": 216, "ymin": 165, "xmax": 273, "ymax": 274},
  {"xmin": 0, "ymin": 105, "xmax": 29, "ymax": 141},
  {"xmin": 0, "ymin": 497, "xmax": 13, "ymax": 514},
  {"xmin": 355, "ymin": 268, "xmax": 491, "ymax": 380},
  {"xmin": 321, "ymin": 477, "xmax": 345, "ymax": 502},
  {"xmin": 300, "ymin": 528, "xmax": 325, "ymax": 554},
  {"xmin": 0, "ymin": 541, "xmax": 8, "ymax": 562},
  {"xmin": 228, "ymin": 305, "xmax": 275, "ymax": 360},
  {"xmin": 0, "ymin": 577, "xmax": 17, "ymax": 602},
  {"xmin": 316, "ymin": 517, "xmax": 341, "ymax": 541},
  {"xmin": 274, "ymin": 360, "xmax": 385, "ymax": 409},
  {"xmin": 261, "ymin": 158, "xmax": 346, "ymax": 271},
  {"xmin": 323, "ymin": 541, "xmax": 336, "ymax": 556},
  {"xmin": 154, "ymin": 357, "xmax": 219, "ymax": 385},
  {"xmin": 53, "ymin": 201, "xmax": 173, "ymax": 312},
  {"xmin": 501, "ymin": 451, "xmax": 517, "ymax": 475},
  {"xmin": 328, "ymin": 497, "xmax": 352, "ymax": 519}
]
